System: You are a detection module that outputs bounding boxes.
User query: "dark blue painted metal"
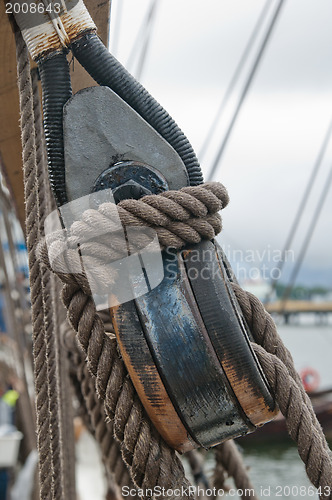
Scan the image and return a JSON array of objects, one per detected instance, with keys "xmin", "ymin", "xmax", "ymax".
[
  {"xmin": 93, "ymin": 161, "xmax": 169, "ymax": 203},
  {"xmin": 134, "ymin": 248, "xmax": 253, "ymax": 447}
]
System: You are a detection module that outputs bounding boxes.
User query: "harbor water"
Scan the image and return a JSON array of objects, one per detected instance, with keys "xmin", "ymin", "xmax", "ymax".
[
  {"xmin": 76, "ymin": 316, "xmax": 332, "ymax": 500},
  {"xmin": 276, "ymin": 317, "xmax": 332, "ymax": 391}
]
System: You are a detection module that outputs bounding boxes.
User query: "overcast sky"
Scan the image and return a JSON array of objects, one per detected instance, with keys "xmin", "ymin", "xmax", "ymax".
[{"xmin": 109, "ymin": 0, "xmax": 332, "ymax": 288}]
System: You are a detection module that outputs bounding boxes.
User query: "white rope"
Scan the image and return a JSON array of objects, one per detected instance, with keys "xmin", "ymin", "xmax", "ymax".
[
  {"xmin": 41, "ymin": 0, "xmax": 69, "ymax": 47},
  {"xmin": 13, "ymin": 0, "xmax": 96, "ymax": 60}
]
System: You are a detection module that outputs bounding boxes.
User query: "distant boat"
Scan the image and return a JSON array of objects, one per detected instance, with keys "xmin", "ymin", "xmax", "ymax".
[{"xmin": 238, "ymin": 389, "xmax": 332, "ymax": 444}]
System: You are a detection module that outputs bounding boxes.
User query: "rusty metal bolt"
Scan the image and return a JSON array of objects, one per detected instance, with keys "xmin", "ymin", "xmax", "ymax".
[{"xmin": 112, "ymin": 179, "xmax": 152, "ymax": 203}]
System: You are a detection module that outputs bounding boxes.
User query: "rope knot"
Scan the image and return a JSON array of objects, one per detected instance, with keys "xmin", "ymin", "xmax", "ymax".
[{"xmin": 38, "ymin": 182, "xmax": 229, "ymax": 301}]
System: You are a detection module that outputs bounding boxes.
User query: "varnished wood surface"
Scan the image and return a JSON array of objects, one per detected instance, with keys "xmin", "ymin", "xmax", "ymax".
[
  {"xmin": 135, "ymin": 251, "xmax": 252, "ymax": 447},
  {"xmin": 111, "ymin": 301, "xmax": 196, "ymax": 453},
  {"xmin": 184, "ymin": 241, "xmax": 279, "ymax": 426},
  {"xmin": 0, "ymin": 0, "xmax": 111, "ymax": 229},
  {"xmin": 112, "ymin": 244, "xmax": 278, "ymax": 449}
]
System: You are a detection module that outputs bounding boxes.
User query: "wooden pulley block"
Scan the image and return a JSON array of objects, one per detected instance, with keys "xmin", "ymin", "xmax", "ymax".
[
  {"xmin": 111, "ymin": 241, "xmax": 278, "ymax": 452},
  {"xmin": 61, "ymin": 86, "xmax": 278, "ymax": 452}
]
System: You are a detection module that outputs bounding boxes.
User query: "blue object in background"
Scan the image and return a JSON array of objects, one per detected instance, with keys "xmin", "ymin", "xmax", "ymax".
[
  {"xmin": 0, "ymin": 294, "xmax": 5, "ymax": 333},
  {"xmin": 0, "ymin": 469, "xmax": 9, "ymax": 500}
]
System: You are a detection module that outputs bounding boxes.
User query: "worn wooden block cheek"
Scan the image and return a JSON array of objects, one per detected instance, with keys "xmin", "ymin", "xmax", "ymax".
[{"xmin": 111, "ymin": 240, "xmax": 278, "ymax": 453}]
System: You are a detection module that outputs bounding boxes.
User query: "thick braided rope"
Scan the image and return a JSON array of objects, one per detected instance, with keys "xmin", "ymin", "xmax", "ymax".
[
  {"xmin": 41, "ymin": 183, "xmax": 228, "ymax": 291},
  {"xmin": 15, "ymin": 32, "xmax": 55, "ymax": 500},
  {"xmin": 231, "ymin": 283, "xmax": 330, "ymax": 454},
  {"xmin": 38, "ymin": 178, "xmax": 332, "ymax": 494},
  {"xmin": 54, "ymin": 277, "xmax": 77, "ymax": 500},
  {"xmin": 114, "ymin": 183, "xmax": 226, "ymax": 247},
  {"xmin": 30, "ymin": 63, "xmax": 68, "ymax": 500},
  {"xmin": 69, "ymin": 374, "xmax": 133, "ymax": 500},
  {"xmin": 229, "ymin": 284, "xmax": 332, "ymax": 492},
  {"xmin": 40, "ymin": 182, "xmax": 255, "ymax": 497},
  {"xmin": 61, "ymin": 281, "xmax": 194, "ymax": 499},
  {"xmin": 59, "ymin": 282, "xmax": 257, "ymax": 499},
  {"xmin": 65, "ymin": 327, "xmax": 134, "ymax": 493},
  {"xmin": 75, "ymin": 182, "xmax": 226, "ymax": 243},
  {"xmin": 185, "ymin": 450, "xmax": 210, "ymax": 489},
  {"xmin": 36, "ymin": 106, "xmax": 78, "ymax": 500},
  {"xmin": 254, "ymin": 344, "xmax": 332, "ymax": 499},
  {"xmin": 61, "ymin": 315, "xmax": 131, "ymax": 488},
  {"xmin": 213, "ymin": 450, "xmax": 228, "ymax": 493},
  {"xmin": 214, "ymin": 441, "xmax": 258, "ymax": 499},
  {"xmin": 214, "ymin": 283, "xmax": 332, "ymax": 496},
  {"xmin": 31, "ymin": 52, "xmax": 69, "ymax": 499}
]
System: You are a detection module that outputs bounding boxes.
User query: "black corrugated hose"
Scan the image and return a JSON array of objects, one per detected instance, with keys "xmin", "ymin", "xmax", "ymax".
[
  {"xmin": 71, "ymin": 32, "xmax": 203, "ymax": 186},
  {"xmin": 38, "ymin": 51, "xmax": 72, "ymax": 206}
]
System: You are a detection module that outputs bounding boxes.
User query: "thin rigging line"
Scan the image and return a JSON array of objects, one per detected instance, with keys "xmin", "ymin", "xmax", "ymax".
[
  {"xmin": 126, "ymin": 11, "xmax": 150, "ymax": 70},
  {"xmin": 135, "ymin": 0, "xmax": 159, "ymax": 81},
  {"xmin": 266, "ymin": 118, "xmax": 332, "ymax": 302},
  {"xmin": 199, "ymin": 0, "xmax": 272, "ymax": 161},
  {"xmin": 126, "ymin": 0, "xmax": 159, "ymax": 78},
  {"xmin": 107, "ymin": 0, "xmax": 113, "ymax": 49},
  {"xmin": 280, "ymin": 163, "xmax": 332, "ymax": 308},
  {"xmin": 207, "ymin": 0, "xmax": 286, "ymax": 181},
  {"xmin": 110, "ymin": 0, "xmax": 123, "ymax": 56}
]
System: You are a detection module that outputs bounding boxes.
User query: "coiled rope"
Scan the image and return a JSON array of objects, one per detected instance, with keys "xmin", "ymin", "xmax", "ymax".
[
  {"xmin": 214, "ymin": 441, "xmax": 258, "ymax": 500},
  {"xmin": 63, "ymin": 319, "xmax": 135, "ymax": 497},
  {"xmin": 16, "ymin": 31, "xmax": 56, "ymax": 499}
]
